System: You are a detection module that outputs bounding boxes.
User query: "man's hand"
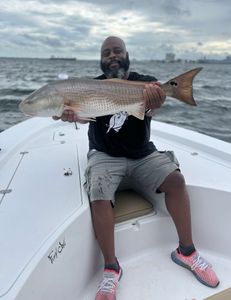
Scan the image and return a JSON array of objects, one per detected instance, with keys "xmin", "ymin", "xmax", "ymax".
[
  {"xmin": 52, "ymin": 110, "xmax": 88, "ymax": 124},
  {"xmin": 143, "ymin": 82, "xmax": 166, "ymax": 109}
]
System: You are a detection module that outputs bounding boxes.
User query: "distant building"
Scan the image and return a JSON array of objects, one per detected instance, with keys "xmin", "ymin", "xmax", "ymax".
[
  {"xmin": 197, "ymin": 55, "xmax": 231, "ymax": 64},
  {"xmin": 165, "ymin": 53, "xmax": 175, "ymax": 63}
]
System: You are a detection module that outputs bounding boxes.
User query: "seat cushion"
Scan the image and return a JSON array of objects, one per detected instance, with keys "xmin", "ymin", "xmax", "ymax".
[
  {"xmin": 114, "ymin": 189, "xmax": 154, "ymax": 223},
  {"xmin": 205, "ymin": 287, "xmax": 231, "ymax": 300}
]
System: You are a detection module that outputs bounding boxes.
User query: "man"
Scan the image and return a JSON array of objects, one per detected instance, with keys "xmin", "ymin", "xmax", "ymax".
[{"xmin": 54, "ymin": 36, "xmax": 219, "ymax": 299}]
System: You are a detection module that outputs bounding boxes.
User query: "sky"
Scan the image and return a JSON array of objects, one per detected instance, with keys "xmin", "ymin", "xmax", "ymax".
[{"xmin": 0, "ymin": 0, "xmax": 230, "ymax": 60}]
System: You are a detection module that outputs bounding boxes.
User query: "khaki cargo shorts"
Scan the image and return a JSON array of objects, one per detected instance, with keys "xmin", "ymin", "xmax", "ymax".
[{"xmin": 84, "ymin": 149, "xmax": 180, "ymax": 205}]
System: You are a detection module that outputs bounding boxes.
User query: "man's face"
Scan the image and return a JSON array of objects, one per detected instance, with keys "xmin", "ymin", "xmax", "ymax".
[{"xmin": 100, "ymin": 38, "xmax": 130, "ymax": 79}]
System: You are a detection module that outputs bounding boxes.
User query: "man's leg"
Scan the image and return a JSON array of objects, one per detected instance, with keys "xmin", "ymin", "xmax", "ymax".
[
  {"xmin": 158, "ymin": 170, "xmax": 193, "ymax": 247},
  {"xmin": 91, "ymin": 200, "xmax": 116, "ymax": 264},
  {"xmin": 91, "ymin": 200, "xmax": 123, "ymax": 299},
  {"xmin": 84, "ymin": 151, "xmax": 125, "ymax": 299},
  {"xmin": 158, "ymin": 170, "xmax": 219, "ymax": 288},
  {"xmin": 85, "ymin": 150, "xmax": 125, "ymax": 264},
  {"xmin": 130, "ymin": 151, "xmax": 219, "ymax": 288}
]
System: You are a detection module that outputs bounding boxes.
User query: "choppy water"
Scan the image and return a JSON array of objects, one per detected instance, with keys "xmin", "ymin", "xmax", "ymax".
[{"xmin": 0, "ymin": 58, "xmax": 230, "ymax": 143}]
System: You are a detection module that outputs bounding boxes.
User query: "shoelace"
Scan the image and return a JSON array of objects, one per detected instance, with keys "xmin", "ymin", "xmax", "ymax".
[
  {"xmin": 97, "ymin": 272, "xmax": 117, "ymax": 294},
  {"xmin": 191, "ymin": 255, "xmax": 210, "ymax": 271}
]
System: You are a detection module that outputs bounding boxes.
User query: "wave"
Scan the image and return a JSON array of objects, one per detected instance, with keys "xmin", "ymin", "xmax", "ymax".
[
  {"xmin": 0, "ymin": 88, "xmax": 34, "ymax": 97},
  {"xmin": 0, "ymin": 60, "xmax": 230, "ymax": 144},
  {"xmin": 0, "ymin": 99, "xmax": 20, "ymax": 112},
  {"xmin": 198, "ymin": 85, "xmax": 231, "ymax": 92}
]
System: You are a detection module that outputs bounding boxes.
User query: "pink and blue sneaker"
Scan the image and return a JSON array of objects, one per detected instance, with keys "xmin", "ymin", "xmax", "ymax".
[
  {"xmin": 171, "ymin": 248, "xmax": 219, "ymax": 288},
  {"xmin": 95, "ymin": 265, "xmax": 123, "ymax": 300}
]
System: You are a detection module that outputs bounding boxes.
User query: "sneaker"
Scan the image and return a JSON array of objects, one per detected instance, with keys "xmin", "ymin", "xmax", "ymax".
[
  {"xmin": 171, "ymin": 248, "xmax": 219, "ymax": 288},
  {"xmin": 95, "ymin": 267, "xmax": 123, "ymax": 300}
]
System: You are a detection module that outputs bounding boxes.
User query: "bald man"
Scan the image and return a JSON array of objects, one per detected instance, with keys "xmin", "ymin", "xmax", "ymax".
[{"xmin": 53, "ymin": 36, "xmax": 219, "ymax": 300}]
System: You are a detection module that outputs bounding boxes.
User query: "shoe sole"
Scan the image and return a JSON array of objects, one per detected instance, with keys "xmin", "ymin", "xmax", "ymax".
[
  {"xmin": 171, "ymin": 252, "xmax": 219, "ymax": 288},
  {"xmin": 118, "ymin": 268, "xmax": 123, "ymax": 281}
]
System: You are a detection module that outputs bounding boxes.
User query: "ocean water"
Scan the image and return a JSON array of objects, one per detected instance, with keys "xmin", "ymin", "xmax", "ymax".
[{"xmin": 0, "ymin": 58, "xmax": 230, "ymax": 143}]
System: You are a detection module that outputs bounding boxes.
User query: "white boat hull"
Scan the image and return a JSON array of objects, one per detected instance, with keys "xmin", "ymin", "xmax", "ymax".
[{"xmin": 1, "ymin": 118, "xmax": 231, "ymax": 300}]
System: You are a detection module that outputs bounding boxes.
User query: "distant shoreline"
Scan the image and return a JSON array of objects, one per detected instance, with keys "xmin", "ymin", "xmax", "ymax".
[
  {"xmin": 49, "ymin": 56, "xmax": 77, "ymax": 61},
  {"xmin": 0, "ymin": 57, "xmax": 230, "ymax": 64}
]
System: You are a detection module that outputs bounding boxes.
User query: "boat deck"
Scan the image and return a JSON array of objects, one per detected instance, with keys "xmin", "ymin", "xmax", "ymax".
[
  {"xmin": 1, "ymin": 118, "xmax": 231, "ymax": 300},
  {"xmin": 84, "ymin": 240, "xmax": 231, "ymax": 300}
]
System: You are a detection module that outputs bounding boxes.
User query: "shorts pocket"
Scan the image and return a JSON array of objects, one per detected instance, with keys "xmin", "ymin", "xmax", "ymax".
[
  {"xmin": 159, "ymin": 150, "xmax": 180, "ymax": 167},
  {"xmin": 165, "ymin": 151, "xmax": 180, "ymax": 167}
]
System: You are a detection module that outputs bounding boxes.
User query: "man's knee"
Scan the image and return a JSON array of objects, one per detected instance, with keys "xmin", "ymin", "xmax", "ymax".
[{"xmin": 159, "ymin": 170, "xmax": 186, "ymax": 193}]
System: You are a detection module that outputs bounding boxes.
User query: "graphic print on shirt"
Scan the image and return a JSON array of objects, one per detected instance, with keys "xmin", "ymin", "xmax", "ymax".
[{"xmin": 107, "ymin": 112, "xmax": 128, "ymax": 133}]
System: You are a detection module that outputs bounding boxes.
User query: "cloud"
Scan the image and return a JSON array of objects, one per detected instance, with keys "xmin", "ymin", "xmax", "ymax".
[{"xmin": 0, "ymin": 0, "xmax": 230, "ymax": 59}]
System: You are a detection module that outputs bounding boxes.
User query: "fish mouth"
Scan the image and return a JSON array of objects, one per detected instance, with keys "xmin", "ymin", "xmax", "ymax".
[{"xmin": 23, "ymin": 111, "xmax": 36, "ymax": 117}]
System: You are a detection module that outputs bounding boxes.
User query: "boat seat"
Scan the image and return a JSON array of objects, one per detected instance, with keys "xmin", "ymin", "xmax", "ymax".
[
  {"xmin": 205, "ymin": 287, "xmax": 231, "ymax": 300},
  {"xmin": 114, "ymin": 189, "xmax": 154, "ymax": 223}
]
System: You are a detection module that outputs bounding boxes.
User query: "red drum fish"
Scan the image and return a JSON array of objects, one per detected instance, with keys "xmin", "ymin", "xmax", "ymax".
[{"xmin": 19, "ymin": 68, "xmax": 202, "ymax": 120}]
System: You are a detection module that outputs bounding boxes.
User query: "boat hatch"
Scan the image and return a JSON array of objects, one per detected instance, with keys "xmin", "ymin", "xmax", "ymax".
[{"xmin": 0, "ymin": 142, "xmax": 83, "ymax": 297}]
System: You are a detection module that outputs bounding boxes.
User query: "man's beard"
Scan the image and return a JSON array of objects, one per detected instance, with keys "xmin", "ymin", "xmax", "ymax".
[{"xmin": 100, "ymin": 54, "xmax": 130, "ymax": 79}]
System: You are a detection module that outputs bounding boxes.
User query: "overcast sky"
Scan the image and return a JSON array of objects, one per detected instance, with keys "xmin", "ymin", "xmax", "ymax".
[{"xmin": 1, "ymin": 0, "xmax": 230, "ymax": 60}]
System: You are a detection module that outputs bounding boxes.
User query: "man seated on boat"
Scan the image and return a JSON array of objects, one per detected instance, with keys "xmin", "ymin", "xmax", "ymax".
[{"xmin": 53, "ymin": 36, "xmax": 219, "ymax": 300}]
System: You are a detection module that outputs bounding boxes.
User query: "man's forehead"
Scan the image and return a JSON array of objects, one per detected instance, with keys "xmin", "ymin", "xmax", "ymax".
[{"xmin": 101, "ymin": 37, "xmax": 126, "ymax": 52}]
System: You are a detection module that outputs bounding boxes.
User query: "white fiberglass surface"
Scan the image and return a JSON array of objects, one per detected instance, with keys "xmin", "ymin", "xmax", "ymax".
[
  {"xmin": 82, "ymin": 242, "xmax": 231, "ymax": 300},
  {"xmin": 115, "ymin": 247, "xmax": 230, "ymax": 300},
  {"xmin": 0, "ymin": 143, "xmax": 83, "ymax": 296}
]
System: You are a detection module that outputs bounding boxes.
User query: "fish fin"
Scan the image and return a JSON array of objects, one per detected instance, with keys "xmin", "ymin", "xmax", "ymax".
[
  {"xmin": 161, "ymin": 67, "xmax": 203, "ymax": 106},
  {"xmin": 128, "ymin": 103, "xmax": 146, "ymax": 120},
  {"xmin": 64, "ymin": 104, "xmax": 95, "ymax": 121},
  {"xmin": 106, "ymin": 78, "xmax": 126, "ymax": 83},
  {"xmin": 64, "ymin": 103, "xmax": 84, "ymax": 114},
  {"xmin": 63, "ymin": 104, "xmax": 78, "ymax": 112},
  {"xmin": 106, "ymin": 78, "xmax": 145, "ymax": 87}
]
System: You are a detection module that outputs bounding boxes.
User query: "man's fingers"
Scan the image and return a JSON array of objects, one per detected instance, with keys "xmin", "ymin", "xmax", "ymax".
[
  {"xmin": 158, "ymin": 87, "xmax": 166, "ymax": 102},
  {"xmin": 52, "ymin": 109, "xmax": 77, "ymax": 122},
  {"xmin": 144, "ymin": 83, "xmax": 166, "ymax": 109},
  {"xmin": 62, "ymin": 110, "xmax": 77, "ymax": 122}
]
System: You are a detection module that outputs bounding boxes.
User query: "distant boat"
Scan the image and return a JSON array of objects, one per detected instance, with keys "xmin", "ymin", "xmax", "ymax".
[{"xmin": 49, "ymin": 55, "xmax": 76, "ymax": 61}]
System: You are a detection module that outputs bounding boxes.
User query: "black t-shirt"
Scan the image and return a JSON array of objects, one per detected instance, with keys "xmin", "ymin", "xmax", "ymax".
[{"xmin": 88, "ymin": 72, "xmax": 158, "ymax": 159}]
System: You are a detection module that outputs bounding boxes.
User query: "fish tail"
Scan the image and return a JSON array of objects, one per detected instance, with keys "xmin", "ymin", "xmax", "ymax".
[{"xmin": 162, "ymin": 67, "xmax": 203, "ymax": 106}]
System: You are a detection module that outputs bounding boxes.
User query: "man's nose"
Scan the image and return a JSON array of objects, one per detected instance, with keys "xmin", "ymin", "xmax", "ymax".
[{"xmin": 108, "ymin": 51, "xmax": 116, "ymax": 59}]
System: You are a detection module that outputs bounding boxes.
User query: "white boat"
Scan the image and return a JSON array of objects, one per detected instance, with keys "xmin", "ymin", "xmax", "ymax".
[{"xmin": 0, "ymin": 118, "xmax": 231, "ymax": 300}]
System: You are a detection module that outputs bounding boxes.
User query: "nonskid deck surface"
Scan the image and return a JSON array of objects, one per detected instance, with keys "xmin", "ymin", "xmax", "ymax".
[{"xmin": 83, "ymin": 245, "xmax": 231, "ymax": 300}]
